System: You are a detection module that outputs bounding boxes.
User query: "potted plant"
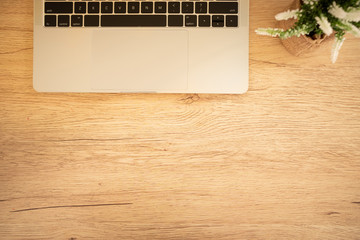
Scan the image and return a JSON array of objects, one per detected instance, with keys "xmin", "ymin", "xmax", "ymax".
[{"xmin": 256, "ymin": 0, "xmax": 360, "ymax": 63}]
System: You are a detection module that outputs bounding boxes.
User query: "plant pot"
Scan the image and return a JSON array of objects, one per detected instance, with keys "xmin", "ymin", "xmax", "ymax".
[{"xmin": 277, "ymin": 0, "xmax": 335, "ymax": 56}]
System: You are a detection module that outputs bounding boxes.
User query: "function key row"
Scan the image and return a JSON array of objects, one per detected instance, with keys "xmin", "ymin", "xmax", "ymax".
[
  {"xmin": 45, "ymin": 2, "xmax": 238, "ymax": 14},
  {"xmin": 45, "ymin": 14, "xmax": 238, "ymax": 27}
]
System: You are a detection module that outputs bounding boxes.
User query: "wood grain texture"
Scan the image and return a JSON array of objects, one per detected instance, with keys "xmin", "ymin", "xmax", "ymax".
[{"xmin": 1, "ymin": 0, "xmax": 360, "ymax": 239}]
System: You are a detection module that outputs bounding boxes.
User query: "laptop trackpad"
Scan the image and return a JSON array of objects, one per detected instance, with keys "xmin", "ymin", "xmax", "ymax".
[{"xmin": 91, "ymin": 30, "xmax": 188, "ymax": 92}]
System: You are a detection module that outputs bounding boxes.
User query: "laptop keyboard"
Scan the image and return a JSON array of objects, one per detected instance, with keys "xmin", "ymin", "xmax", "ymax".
[{"xmin": 44, "ymin": 1, "xmax": 239, "ymax": 28}]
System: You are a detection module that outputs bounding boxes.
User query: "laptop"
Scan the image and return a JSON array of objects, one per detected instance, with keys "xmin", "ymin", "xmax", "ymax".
[{"xmin": 33, "ymin": 0, "xmax": 249, "ymax": 94}]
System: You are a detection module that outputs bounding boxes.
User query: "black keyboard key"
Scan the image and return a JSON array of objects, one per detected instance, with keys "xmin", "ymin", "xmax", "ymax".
[
  {"xmin": 168, "ymin": 2, "xmax": 180, "ymax": 13},
  {"xmin": 185, "ymin": 15, "xmax": 197, "ymax": 27},
  {"xmin": 209, "ymin": 2, "xmax": 238, "ymax": 14},
  {"xmin": 168, "ymin": 15, "xmax": 183, "ymax": 27},
  {"xmin": 114, "ymin": 2, "xmax": 126, "ymax": 13},
  {"xmin": 58, "ymin": 15, "xmax": 70, "ymax": 27},
  {"xmin": 141, "ymin": 2, "xmax": 153, "ymax": 13},
  {"xmin": 101, "ymin": 2, "xmax": 113, "ymax": 13},
  {"xmin": 212, "ymin": 15, "xmax": 224, "ymax": 27},
  {"xmin": 226, "ymin": 15, "xmax": 238, "ymax": 27},
  {"xmin": 128, "ymin": 2, "xmax": 140, "ymax": 13},
  {"xmin": 45, "ymin": 2, "xmax": 73, "ymax": 14},
  {"xmin": 101, "ymin": 15, "xmax": 166, "ymax": 27},
  {"xmin": 195, "ymin": 2, "xmax": 207, "ymax": 14},
  {"xmin": 88, "ymin": 2, "xmax": 100, "ymax": 13},
  {"xmin": 75, "ymin": 2, "xmax": 86, "ymax": 14},
  {"xmin": 182, "ymin": 2, "xmax": 193, "ymax": 13},
  {"xmin": 71, "ymin": 15, "xmax": 83, "ymax": 27},
  {"xmin": 84, "ymin": 15, "xmax": 99, "ymax": 27},
  {"xmin": 44, "ymin": 15, "xmax": 56, "ymax": 27},
  {"xmin": 155, "ymin": 2, "xmax": 166, "ymax": 13},
  {"xmin": 199, "ymin": 15, "xmax": 210, "ymax": 27}
]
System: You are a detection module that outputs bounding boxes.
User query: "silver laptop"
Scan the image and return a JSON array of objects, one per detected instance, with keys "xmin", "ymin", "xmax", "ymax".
[{"xmin": 33, "ymin": 0, "xmax": 249, "ymax": 94}]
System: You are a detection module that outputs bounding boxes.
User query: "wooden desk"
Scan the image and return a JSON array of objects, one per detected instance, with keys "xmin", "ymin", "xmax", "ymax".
[{"xmin": 1, "ymin": 0, "xmax": 359, "ymax": 239}]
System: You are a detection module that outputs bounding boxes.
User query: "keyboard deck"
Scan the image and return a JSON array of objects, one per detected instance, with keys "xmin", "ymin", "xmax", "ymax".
[{"xmin": 44, "ymin": 1, "xmax": 239, "ymax": 28}]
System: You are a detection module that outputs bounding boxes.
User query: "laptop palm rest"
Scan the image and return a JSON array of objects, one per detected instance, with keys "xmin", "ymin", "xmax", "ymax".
[{"xmin": 91, "ymin": 30, "xmax": 188, "ymax": 92}]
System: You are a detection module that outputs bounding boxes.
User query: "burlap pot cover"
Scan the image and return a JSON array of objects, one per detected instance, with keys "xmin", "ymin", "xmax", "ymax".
[{"xmin": 277, "ymin": 0, "xmax": 335, "ymax": 57}]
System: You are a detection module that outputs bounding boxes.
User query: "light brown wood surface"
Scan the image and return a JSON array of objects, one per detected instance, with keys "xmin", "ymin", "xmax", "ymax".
[{"xmin": 1, "ymin": 1, "xmax": 360, "ymax": 239}]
